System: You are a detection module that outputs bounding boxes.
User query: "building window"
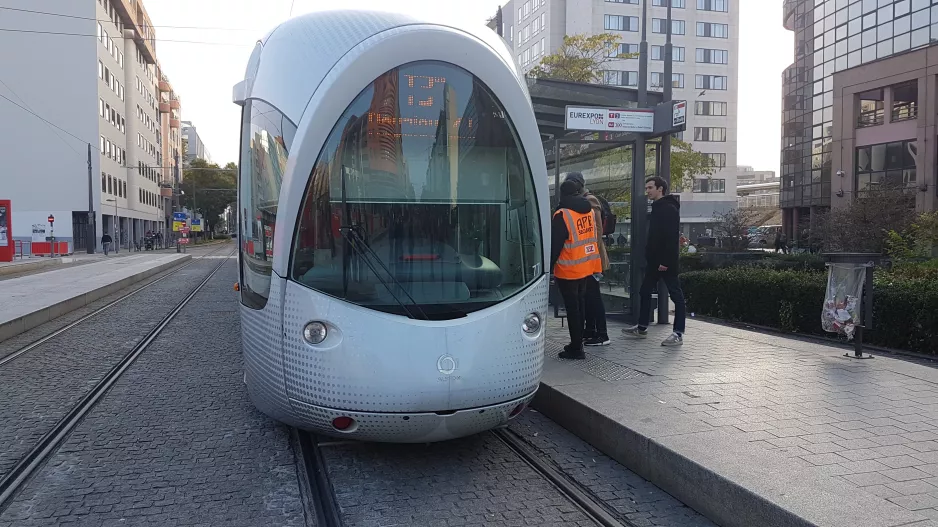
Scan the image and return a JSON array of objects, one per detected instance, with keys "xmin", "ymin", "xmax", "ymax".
[
  {"xmin": 604, "ymin": 70, "xmax": 639, "ymax": 87},
  {"xmin": 694, "ymin": 127, "xmax": 726, "ymax": 141},
  {"xmin": 697, "ymin": 0, "xmax": 728, "ymax": 12},
  {"xmin": 98, "ymin": 61, "xmax": 104, "ymax": 79},
  {"xmin": 695, "ymin": 74, "xmax": 728, "ymax": 90},
  {"xmin": 653, "ymin": 18, "xmax": 685, "ymax": 34},
  {"xmin": 695, "ymin": 101, "xmax": 727, "ymax": 115},
  {"xmin": 696, "ymin": 22, "xmax": 729, "ymax": 38},
  {"xmin": 651, "ymin": 72, "xmax": 684, "ymax": 89},
  {"xmin": 857, "ymin": 88, "xmax": 885, "ymax": 127},
  {"xmin": 704, "ymin": 153, "xmax": 727, "ymax": 168},
  {"xmin": 696, "ymin": 48, "xmax": 729, "ymax": 64},
  {"xmin": 609, "ymin": 43, "xmax": 640, "ymax": 58},
  {"xmin": 892, "ymin": 81, "xmax": 918, "ymax": 122},
  {"xmin": 855, "ymin": 140, "xmax": 917, "ymax": 194},
  {"xmin": 651, "ymin": 45, "xmax": 685, "ymax": 61},
  {"xmin": 606, "ymin": 0, "xmax": 639, "ymax": 3},
  {"xmin": 693, "ymin": 178, "xmax": 726, "ymax": 193},
  {"xmin": 101, "ymin": 172, "xmax": 107, "ymax": 192},
  {"xmin": 107, "ymin": 175, "xmax": 113, "ymax": 195},
  {"xmin": 605, "ymin": 14, "xmax": 640, "ymax": 32},
  {"xmin": 653, "ymin": 0, "xmax": 685, "ymax": 7}
]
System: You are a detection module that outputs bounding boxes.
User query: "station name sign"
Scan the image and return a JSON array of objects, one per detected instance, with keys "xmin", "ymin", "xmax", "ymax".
[{"xmin": 565, "ymin": 106, "xmax": 654, "ymax": 133}]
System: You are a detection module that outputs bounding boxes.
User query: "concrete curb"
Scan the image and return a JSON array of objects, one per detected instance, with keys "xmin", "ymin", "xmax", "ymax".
[
  {"xmin": 0, "ymin": 255, "xmax": 192, "ymax": 344},
  {"xmin": 531, "ymin": 380, "xmax": 930, "ymax": 527},
  {"xmin": 0, "ymin": 258, "xmax": 62, "ymax": 278}
]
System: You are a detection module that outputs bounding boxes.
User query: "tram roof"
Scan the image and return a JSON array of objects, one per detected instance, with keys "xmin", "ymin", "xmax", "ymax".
[{"xmin": 526, "ymin": 77, "xmax": 665, "ymax": 140}]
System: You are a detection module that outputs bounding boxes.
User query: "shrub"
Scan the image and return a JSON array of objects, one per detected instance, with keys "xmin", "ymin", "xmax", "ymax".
[{"xmin": 680, "ymin": 267, "xmax": 938, "ymax": 355}]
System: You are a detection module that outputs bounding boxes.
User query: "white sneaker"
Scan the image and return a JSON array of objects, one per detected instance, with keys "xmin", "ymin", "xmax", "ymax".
[{"xmin": 661, "ymin": 332, "xmax": 683, "ymax": 347}]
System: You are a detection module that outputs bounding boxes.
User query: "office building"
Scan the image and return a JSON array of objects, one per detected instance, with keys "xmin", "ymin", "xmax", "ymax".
[
  {"xmin": 181, "ymin": 121, "xmax": 212, "ymax": 165},
  {"xmin": 491, "ymin": 0, "xmax": 739, "ymax": 236},
  {"xmin": 831, "ymin": 42, "xmax": 936, "ymax": 213},
  {"xmin": 781, "ymin": 0, "xmax": 938, "ymax": 239},
  {"xmin": 0, "ymin": 0, "xmax": 170, "ymax": 252}
]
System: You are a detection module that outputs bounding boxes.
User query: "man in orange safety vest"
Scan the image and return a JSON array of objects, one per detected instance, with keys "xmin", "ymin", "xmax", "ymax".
[{"xmin": 550, "ymin": 180, "xmax": 602, "ymax": 359}]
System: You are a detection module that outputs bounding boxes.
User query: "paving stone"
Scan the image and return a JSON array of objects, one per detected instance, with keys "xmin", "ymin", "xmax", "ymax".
[{"xmin": 0, "ymin": 261, "xmax": 304, "ymax": 527}]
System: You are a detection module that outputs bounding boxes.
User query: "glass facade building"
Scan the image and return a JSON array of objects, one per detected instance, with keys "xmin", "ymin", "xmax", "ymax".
[{"xmin": 781, "ymin": 0, "xmax": 938, "ymax": 234}]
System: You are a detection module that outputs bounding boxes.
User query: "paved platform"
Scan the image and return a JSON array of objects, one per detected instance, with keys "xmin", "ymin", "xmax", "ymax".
[
  {"xmin": 536, "ymin": 317, "xmax": 938, "ymax": 527},
  {"xmin": 0, "ymin": 252, "xmax": 191, "ymax": 343}
]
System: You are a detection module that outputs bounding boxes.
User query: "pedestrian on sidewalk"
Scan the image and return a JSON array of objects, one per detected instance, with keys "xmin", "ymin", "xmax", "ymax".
[
  {"xmin": 563, "ymin": 172, "xmax": 611, "ymax": 346},
  {"xmin": 551, "ymin": 179, "xmax": 602, "ymax": 360},
  {"xmin": 101, "ymin": 232, "xmax": 112, "ymax": 256},
  {"xmin": 621, "ymin": 176, "xmax": 687, "ymax": 346}
]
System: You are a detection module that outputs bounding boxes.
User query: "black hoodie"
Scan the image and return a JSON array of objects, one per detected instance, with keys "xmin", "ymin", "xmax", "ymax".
[
  {"xmin": 646, "ymin": 194, "xmax": 681, "ymax": 270},
  {"xmin": 550, "ymin": 194, "xmax": 594, "ymax": 274}
]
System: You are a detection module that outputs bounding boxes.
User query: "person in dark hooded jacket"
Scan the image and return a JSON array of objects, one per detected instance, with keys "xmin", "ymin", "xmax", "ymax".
[
  {"xmin": 621, "ymin": 176, "xmax": 687, "ymax": 347},
  {"xmin": 550, "ymin": 179, "xmax": 599, "ymax": 359}
]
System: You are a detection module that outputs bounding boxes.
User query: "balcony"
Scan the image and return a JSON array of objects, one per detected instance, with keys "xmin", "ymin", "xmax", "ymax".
[
  {"xmin": 159, "ymin": 101, "xmax": 170, "ymax": 112},
  {"xmin": 170, "ymin": 119, "xmax": 181, "ymax": 129},
  {"xmin": 110, "ymin": 0, "xmax": 156, "ymax": 64},
  {"xmin": 159, "ymin": 80, "xmax": 172, "ymax": 92},
  {"xmin": 170, "ymin": 99, "xmax": 181, "ymax": 110}
]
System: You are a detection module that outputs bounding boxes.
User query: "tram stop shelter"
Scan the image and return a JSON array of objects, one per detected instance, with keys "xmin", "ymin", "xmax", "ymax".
[{"xmin": 528, "ymin": 76, "xmax": 687, "ymax": 322}]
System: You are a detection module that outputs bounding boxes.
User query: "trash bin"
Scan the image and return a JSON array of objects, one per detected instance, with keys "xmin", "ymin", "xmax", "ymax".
[{"xmin": 822, "ymin": 253, "xmax": 880, "ymax": 359}]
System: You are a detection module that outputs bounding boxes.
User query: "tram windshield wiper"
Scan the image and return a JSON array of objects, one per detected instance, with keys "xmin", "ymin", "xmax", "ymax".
[{"xmin": 339, "ymin": 166, "xmax": 429, "ymax": 321}]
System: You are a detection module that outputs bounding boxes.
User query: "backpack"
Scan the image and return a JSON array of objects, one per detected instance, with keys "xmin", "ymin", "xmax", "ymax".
[{"xmin": 595, "ymin": 195, "xmax": 616, "ymax": 235}]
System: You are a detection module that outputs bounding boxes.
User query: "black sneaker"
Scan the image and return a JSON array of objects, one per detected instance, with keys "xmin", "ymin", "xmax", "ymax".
[
  {"xmin": 558, "ymin": 344, "xmax": 585, "ymax": 359},
  {"xmin": 584, "ymin": 336, "xmax": 610, "ymax": 346}
]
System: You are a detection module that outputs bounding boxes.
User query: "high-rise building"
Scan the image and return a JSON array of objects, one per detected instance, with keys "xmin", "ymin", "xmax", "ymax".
[
  {"xmin": 0, "ymin": 0, "xmax": 172, "ymax": 252},
  {"xmin": 780, "ymin": 0, "xmax": 937, "ymax": 239},
  {"xmin": 181, "ymin": 121, "xmax": 212, "ymax": 165},
  {"xmin": 491, "ymin": 0, "xmax": 739, "ymax": 235}
]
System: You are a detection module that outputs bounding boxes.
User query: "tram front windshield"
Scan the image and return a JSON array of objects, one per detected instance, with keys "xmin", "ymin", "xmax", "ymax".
[{"xmin": 291, "ymin": 61, "xmax": 543, "ymax": 319}]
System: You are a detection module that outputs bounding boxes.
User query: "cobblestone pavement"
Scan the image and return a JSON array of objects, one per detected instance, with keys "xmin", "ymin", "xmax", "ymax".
[
  {"xmin": 322, "ymin": 433, "xmax": 597, "ymax": 527},
  {"xmin": 0, "ymin": 260, "xmax": 304, "ymax": 527},
  {"xmin": 0, "ymin": 256, "xmax": 227, "ymax": 479},
  {"xmin": 546, "ymin": 316, "xmax": 938, "ymax": 521},
  {"xmin": 509, "ymin": 410, "xmax": 715, "ymax": 527}
]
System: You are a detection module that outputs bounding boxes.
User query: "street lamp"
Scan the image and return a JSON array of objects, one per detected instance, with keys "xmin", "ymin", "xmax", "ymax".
[{"xmin": 105, "ymin": 198, "xmax": 119, "ymax": 253}]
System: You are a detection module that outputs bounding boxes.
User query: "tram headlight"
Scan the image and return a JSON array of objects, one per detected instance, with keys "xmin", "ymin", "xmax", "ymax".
[
  {"xmin": 302, "ymin": 321, "xmax": 328, "ymax": 344},
  {"xmin": 522, "ymin": 313, "xmax": 541, "ymax": 334}
]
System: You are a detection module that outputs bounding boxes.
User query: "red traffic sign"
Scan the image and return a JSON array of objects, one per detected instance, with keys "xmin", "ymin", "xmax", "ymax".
[
  {"xmin": 47, "ymin": 214, "xmax": 54, "ymax": 224},
  {"xmin": 178, "ymin": 237, "xmax": 190, "ymax": 245}
]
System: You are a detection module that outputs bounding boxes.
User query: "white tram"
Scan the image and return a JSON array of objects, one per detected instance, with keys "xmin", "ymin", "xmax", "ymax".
[{"xmin": 232, "ymin": 9, "xmax": 550, "ymax": 443}]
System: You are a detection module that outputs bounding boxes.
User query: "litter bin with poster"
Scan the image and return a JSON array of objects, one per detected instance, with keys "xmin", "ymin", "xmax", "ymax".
[{"xmin": 822, "ymin": 253, "xmax": 882, "ymax": 359}]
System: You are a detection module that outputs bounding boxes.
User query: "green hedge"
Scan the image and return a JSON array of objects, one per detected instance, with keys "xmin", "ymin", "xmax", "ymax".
[{"xmin": 680, "ymin": 268, "xmax": 938, "ymax": 355}]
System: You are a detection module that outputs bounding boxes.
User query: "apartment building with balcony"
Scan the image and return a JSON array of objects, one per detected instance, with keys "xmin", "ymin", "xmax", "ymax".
[
  {"xmin": 0, "ymin": 0, "xmax": 171, "ymax": 252},
  {"xmin": 157, "ymin": 69, "xmax": 182, "ymax": 230}
]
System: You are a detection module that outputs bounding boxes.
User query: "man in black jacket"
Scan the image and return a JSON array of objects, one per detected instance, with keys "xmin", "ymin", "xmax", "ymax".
[{"xmin": 621, "ymin": 176, "xmax": 687, "ymax": 346}]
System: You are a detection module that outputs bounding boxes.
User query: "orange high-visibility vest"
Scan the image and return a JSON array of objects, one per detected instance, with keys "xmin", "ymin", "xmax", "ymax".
[{"xmin": 553, "ymin": 208, "xmax": 602, "ymax": 280}]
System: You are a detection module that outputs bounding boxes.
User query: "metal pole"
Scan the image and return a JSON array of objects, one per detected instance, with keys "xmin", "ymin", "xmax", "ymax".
[
  {"xmin": 86, "ymin": 143, "xmax": 95, "ymax": 253},
  {"xmin": 657, "ymin": 0, "xmax": 674, "ymax": 325},
  {"xmin": 631, "ymin": 2, "xmax": 649, "ymax": 323},
  {"xmin": 174, "ymin": 153, "xmax": 181, "ymax": 253}
]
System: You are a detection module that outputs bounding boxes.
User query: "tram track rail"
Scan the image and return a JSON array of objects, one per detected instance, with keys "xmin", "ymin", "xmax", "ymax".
[
  {"xmin": 0, "ymin": 244, "xmax": 230, "ymax": 368},
  {"xmin": 296, "ymin": 424, "xmax": 634, "ymax": 527},
  {"xmin": 0, "ymin": 248, "xmax": 235, "ymax": 513}
]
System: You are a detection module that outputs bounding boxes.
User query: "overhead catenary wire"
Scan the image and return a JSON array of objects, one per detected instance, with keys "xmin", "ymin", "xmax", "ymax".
[
  {"xmin": 0, "ymin": 92, "xmax": 98, "ymax": 150},
  {"xmin": 0, "ymin": 77, "xmax": 83, "ymax": 159},
  {"xmin": 0, "ymin": 27, "xmax": 251, "ymax": 46},
  {"xmin": 0, "ymin": 6, "xmax": 254, "ymax": 31}
]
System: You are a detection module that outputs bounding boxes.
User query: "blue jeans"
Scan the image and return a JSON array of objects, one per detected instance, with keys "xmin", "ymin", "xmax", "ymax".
[{"xmin": 638, "ymin": 266, "xmax": 686, "ymax": 334}]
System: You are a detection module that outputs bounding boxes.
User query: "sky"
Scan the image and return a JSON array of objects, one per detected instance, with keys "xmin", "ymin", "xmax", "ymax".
[{"xmin": 143, "ymin": 0, "xmax": 792, "ymax": 173}]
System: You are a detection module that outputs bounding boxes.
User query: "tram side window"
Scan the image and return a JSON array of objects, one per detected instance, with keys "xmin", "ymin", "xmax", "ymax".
[{"xmin": 238, "ymin": 99, "xmax": 296, "ymax": 309}]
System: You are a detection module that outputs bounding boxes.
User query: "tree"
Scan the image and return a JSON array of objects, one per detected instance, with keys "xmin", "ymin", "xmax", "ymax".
[
  {"xmin": 529, "ymin": 33, "xmax": 637, "ymax": 83},
  {"xmin": 713, "ymin": 207, "xmax": 760, "ymax": 252},
  {"xmin": 533, "ymin": 33, "xmax": 717, "ymax": 208},
  {"xmin": 180, "ymin": 158, "xmax": 237, "ymax": 234},
  {"xmin": 816, "ymin": 184, "xmax": 916, "ymax": 254}
]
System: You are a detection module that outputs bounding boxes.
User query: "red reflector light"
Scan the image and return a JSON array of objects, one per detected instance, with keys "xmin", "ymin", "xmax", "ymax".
[
  {"xmin": 509, "ymin": 403, "xmax": 526, "ymax": 418},
  {"xmin": 402, "ymin": 254, "xmax": 439, "ymax": 261},
  {"xmin": 332, "ymin": 416, "xmax": 355, "ymax": 430}
]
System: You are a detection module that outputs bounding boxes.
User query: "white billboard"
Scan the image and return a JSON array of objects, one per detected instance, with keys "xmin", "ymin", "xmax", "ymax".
[{"xmin": 565, "ymin": 106, "xmax": 654, "ymax": 133}]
